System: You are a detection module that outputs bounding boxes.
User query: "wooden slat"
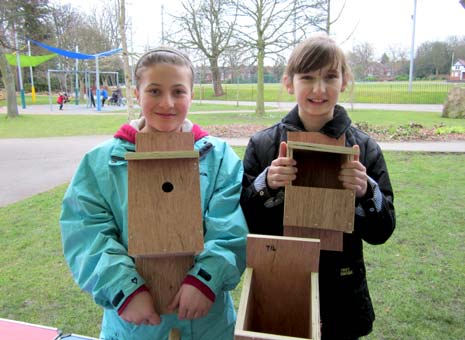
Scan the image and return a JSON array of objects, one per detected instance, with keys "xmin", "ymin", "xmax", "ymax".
[
  {"xmin": 310, "ymin": 273, "xmax": 321, "ymax": 340},
  {"xmin": 287, "ymin": 131, "xmax": 345, "ymax": 147},
  {"xmin": 135, "ymin": 255, "xmax": 194, "ymax": 315},
  {"xmin": 284, "ymin": 226, "xmax": 343, "ymax": 251},
  {"xmin": 288, "ymin": 141, "xmax": 358, "ymax": 155},
  {"xmin": 136, "ymin": 132, "xmax": 194, "ymax": 152},
  {"xmin": 235, "ymin": 268, "xmax": 254, "ymax": 332},
  {"xmin": 125, "ymin": 150, "xmax": 199, "ymax": 160},
  {"xmin": 235, "ymin": 330, "xmax": 313, "ymax": 340},
  {"xmin": 284, "ymin": 186, "xmax": 354, "ymax": 233}
]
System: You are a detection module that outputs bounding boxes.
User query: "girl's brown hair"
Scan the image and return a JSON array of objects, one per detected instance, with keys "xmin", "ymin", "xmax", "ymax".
[
  {"xmin": 284, "ymin": 34, "xmax": 352, "ymax": 83},
  {"xmin": 134, "ymin": 47, "xmax": 195, "ymax": 90}
]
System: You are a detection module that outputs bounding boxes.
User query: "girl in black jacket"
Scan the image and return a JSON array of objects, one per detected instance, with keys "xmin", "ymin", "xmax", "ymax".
[{"xmin": 241, "ymin": 34, "xmax": 396, "ymax": 340}]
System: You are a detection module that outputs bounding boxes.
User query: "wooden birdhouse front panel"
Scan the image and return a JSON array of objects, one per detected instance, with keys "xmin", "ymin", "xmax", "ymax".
[{"xmin": 126, "ymin": 132, "xmax": 204, "ymax": 256}]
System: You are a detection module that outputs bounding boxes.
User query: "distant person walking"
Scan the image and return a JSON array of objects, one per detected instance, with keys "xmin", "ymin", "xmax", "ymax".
[
  {"xmin": 101, "ymin": 86, "xmax": 108, "ymax": 107},
  {"xmin": 89, "ymin": 86, "xmax": 96, "ymax": 108}
]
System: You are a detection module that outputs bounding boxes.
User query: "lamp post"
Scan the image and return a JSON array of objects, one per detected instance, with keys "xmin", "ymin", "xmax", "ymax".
[
  {"xmin": 15, "ymin": 32, "xmax": 26, "ymax": 109},
  {"xmin": 408, "ymin": 0, "xmax": 417, "ymax": 92}
]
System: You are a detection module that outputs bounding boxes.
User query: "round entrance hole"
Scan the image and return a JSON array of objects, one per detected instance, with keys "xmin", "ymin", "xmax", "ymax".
[{"xmin": 162, "ymin": 182, "xmax": 174, "ymax": 193}]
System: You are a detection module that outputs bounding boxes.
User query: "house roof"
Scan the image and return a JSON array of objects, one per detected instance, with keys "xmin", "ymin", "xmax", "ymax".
[{"xmin": 456, "ymin": 59, "xmax": 465, "ymax": 66}]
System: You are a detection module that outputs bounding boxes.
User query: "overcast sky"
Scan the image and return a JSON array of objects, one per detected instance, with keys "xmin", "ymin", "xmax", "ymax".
[{"xmin": 68, "ymin": 0, "xmax": 465, "ymax": 58}]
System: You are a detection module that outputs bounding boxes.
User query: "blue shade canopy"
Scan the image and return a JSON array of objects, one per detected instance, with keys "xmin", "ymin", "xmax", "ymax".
[{"xmin": 29, "ymin": 39, "xmax": 122, "ymax": 59}]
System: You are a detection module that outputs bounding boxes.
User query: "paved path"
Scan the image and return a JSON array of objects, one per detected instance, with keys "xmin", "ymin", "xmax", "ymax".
[
  {"xmin": 3, "ymin": 101, "xmax": 444, "ymax": 115},
  {"xmin": 1, "ymin": 135, "xmax": 464, "ymax": 207},
  {"xmin": 0, "ymin": 99, "xmax": 455, "ymax": 207}
]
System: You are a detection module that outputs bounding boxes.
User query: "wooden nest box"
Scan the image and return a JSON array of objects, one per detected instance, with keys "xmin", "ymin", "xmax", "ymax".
[
  {"xmin": 125, "ymin": 132, "xmax": 203, "ymax": 314},
  {"xmin": 284, "ymin": 132, "xmax": 358, "ymax": 251},
  {"xmin": 235, "ymin": 234, "xmax": 321, "ymax": 340}
]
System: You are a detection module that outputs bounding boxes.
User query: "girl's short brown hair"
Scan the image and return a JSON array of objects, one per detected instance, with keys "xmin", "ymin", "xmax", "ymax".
[
  {"xmin": 134, "ymin": 47, "xmax": 195, "ymax": 90},
  {"xmin": 284, "ymin": 34, "xmax": 352, "ymax": 83}
]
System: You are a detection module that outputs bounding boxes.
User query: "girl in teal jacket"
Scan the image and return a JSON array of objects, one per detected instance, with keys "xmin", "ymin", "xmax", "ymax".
[{"xmin": 60, "ymin": 47, "xmax": 248, "ymax": 340}]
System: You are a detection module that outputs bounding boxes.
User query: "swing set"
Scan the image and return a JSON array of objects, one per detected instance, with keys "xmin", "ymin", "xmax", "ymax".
[
  {"xmin": 8, "ymin": 38, "xmax": 122, "ymax": 112},
  {"xmin": 46, "ymin": 69, "xmax": 119, "ymax": 111}
]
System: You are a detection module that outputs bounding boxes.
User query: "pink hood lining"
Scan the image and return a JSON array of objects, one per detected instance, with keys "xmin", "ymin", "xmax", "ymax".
[{"xmin": 114, "ymin": 123, "xmax": 209, "ymax": 144}]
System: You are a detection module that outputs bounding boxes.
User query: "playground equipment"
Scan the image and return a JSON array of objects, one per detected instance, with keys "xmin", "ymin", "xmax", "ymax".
[
  {"xmin": 46, "ymin": 69, "xmax": 119, "ymax": 111},
  {"xmin": 29, "ymin": 39, "xmax": 122, "ymax": 112}
]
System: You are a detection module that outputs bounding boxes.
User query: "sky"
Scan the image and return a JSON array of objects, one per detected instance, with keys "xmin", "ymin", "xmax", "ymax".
[{"xmin": 67, "ymin": 0, "xmax": 465, "ymax": 59}]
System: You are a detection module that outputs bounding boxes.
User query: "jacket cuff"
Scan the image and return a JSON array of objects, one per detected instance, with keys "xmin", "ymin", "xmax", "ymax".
[
  {"xmin": 355, "ymin": 176, "xmax": 383, "ymax": 216},
  {"xmin": 253, "ymin": 167, "xmax": 269, "ymax": 194},
  {"xmin": 117, "ymin": 285, "xmax": 149, "ymax": 315},
  {"xmin": 183, "ymin": 275, "xmax": 216, "ymax": 302}
]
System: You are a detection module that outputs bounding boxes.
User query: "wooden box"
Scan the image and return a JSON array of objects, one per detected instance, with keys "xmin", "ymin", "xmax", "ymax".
[
  {"xmin": 283, "ymin": 132, "xmax": 358, "ymax": 251},
  {"xmin": 235, "ymin": 235, "xmax": 321, "ymax": 340}
]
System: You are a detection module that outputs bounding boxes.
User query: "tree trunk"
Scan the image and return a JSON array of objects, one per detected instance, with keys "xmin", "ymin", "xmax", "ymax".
[
  {"xmin": 210, "ymin": 58, "xmax": 224, "ymax": 96},
  {"xmin": 255, "ymin": 40, "xmax": 265, "ymax": 115},
  {"xmin": 118, "ymin": 0, "xmax": 136, "ymax": 121},
  {"xmin": 0, "ymin": 46, "xmax": 19, "ymax": 118}
]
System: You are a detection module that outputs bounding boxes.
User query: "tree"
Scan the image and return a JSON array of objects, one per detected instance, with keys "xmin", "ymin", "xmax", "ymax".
[
  {"xmin": 347, "ymin": 42, "xmax": 375, "ymax": 80},
  {"xmin": 235, "ymin": 0, "xmax": 322, "ymax": 115},
  {"xmin": 167, "ymin": 0, "xmax": 238, "ymax": 97},
  {"xmin": 415, "ymin": 41, "xmax": 450, "ymax": 78},
  {"xmin": 118, "ymin": 0, "xmax": 135, "ymax": 119},
  {"xmin": 386, "ymin": 44, "xmax": 410, "ymax": 78},
  {"xmin": 0, "ymin": 0, "xmax": 51, "ymax": 118}
]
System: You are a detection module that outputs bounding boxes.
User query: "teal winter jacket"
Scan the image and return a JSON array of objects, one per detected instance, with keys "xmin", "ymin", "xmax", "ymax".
[{"xmin": 60, "ymin": 124, "xmax": 248, "ymax": 340}]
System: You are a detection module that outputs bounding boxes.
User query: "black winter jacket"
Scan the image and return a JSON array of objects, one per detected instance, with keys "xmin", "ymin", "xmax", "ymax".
[{"xmin": 241, "ymin": 105, "xmax": 396, "ymax": 339}]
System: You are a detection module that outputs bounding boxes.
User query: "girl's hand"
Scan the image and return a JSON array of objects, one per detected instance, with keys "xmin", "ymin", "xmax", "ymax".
[
  {"xmin": 339, "ymin": 145, "xmax": 368, "ymax": 198},
  {"xmin": 267, "ymin": 142, "xmax": 297, "ymax": 190},
  {"xmin": 168, "ymin": 284, "xmax": 213, "ymax": 320},
  {"xmin": 119, "ymin": 290, "xmax": 161, "ymax": 325}
]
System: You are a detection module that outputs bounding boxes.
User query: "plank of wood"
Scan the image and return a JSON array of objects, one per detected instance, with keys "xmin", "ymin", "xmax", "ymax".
[
  {"xmin": 127, "ymin": 132, "xmax": 204, "ymax": 256},
  {"xmin": 125, "ymin": 150, "xmax": 199, "ymax": 160},
  {"xmin": 235, "ymin": 268, "xmax": 254, "ymax": 333},
  {"xmin": 243, "ymin": 235, "xmax": 320, "ymax": 338},
  {"xmin": 310, "ymin": 273, "xmax": 320, "ymax": 340},
  {"xmin": 168, "ymin": 328, "xmax": 181, "ymax": 340},
  {"xmin": 284, "ymin": 226, "xmax": 343, "ymax": 251},
  {"xmin": 284, "ymin": 186, "xmax": 354, "ymax": 233},
  {"xmin": 136, "ymin": 132, "xmax": 194, "ymax": 152},
  {"xmin": 135, "ymin": 255, "xmax": 194, "ymax": 315},
  {"xmin": 235, "ymin": 330, "xmax": 313, "ymax": 339},
  {"xmin": 288, "ymin": 141, "xmax": 358, "ymax": 155},
  {"xmin": 287, "ymin": 131, "xmax": 345, "ymax": 147}
]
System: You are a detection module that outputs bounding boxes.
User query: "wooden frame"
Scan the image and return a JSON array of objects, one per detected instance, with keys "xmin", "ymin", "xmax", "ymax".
[{"xmin": 235, "ymin": 235, "xmax": 321, "ymax": 340}]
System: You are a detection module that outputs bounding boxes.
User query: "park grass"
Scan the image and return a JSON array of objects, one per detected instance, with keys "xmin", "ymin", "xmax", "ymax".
[
  {"xmin": 2, "ymin": 81, "xmax": 465, "ymax": 107},
  {"xmin": 194, "ymin": 81, "xmax": 465, "ymax": 104},
  {"xmin": 0, "ymin": 95, "xmax": 259, "ymax": 111},
  {"xmin": 0, "ymin": 151, "xmax": 464, "ymax": 339},
  {"xmin": 1, "ymin": 109, "xmax": 465, "ymax": 139}
]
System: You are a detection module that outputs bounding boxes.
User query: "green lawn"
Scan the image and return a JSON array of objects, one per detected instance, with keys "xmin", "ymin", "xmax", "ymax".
[
  {"xmin": 2, "ymin": 80, "xmax": 465, "ymax": 107},
  {"xmin": 194, "ymin": 81, "xmax": 464, "ymax": 104},
  {"xmin": 1, "ymin": 109, "xmax": 464, "ymax": 139},
  {"xmin": 0, "ymin": 107, "xmax": 464, "ymax": 339},
  {"xmin": 0, "ymin": 152, "xmax": 464, "ymax": 339}
]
